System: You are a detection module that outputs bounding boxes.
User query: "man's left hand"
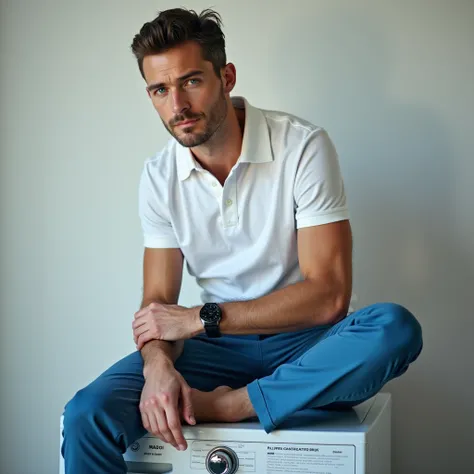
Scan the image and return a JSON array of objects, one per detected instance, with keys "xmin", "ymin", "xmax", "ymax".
[{"xmin": 133, "ymin": 303, "xmax": 201, "ymax": 350}]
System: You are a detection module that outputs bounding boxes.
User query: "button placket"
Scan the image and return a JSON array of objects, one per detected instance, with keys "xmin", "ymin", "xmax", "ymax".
[
  {"xmin": 206, "ymin": 173, "xmax": 222, "ymax": 205},
  {"xmin": 222, "ymin": 174, "xmax": 238, "ymax": 227}
]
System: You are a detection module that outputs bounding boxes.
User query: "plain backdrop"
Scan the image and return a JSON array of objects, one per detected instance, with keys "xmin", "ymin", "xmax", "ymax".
[{"xmin": 1, "ymin": 0, "xmax": 473, "ymax": 472}]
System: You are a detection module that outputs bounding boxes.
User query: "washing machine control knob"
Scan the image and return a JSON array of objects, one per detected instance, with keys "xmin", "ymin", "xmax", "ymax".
[{"xmin": 205, "ymin": 446, "xmax": 239, "ymax": 474}]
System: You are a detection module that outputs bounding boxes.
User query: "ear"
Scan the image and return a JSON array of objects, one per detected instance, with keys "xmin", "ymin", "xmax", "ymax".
[{"xmin": 221, "ymin": 63, "xmax": 237, "ymax": 94}]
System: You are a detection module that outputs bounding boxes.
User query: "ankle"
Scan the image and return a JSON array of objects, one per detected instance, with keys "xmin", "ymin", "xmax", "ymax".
[
  {"xmin": 213, "ymin": 390, "xmax": 234, "ymax": 422},
  {"xmin": 218, "ymin": 388, "xmax": 253, "ymax": 423}
]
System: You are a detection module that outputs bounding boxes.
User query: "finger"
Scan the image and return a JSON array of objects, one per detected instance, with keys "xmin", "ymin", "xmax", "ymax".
[
  {"xmin": 166, "ymin": 403, "xmax": 187, "ymax": 451},
  {"xmin": 132, "ymin": 317, "xmax": 148, "ymax": 330},
  {"xmin": 181, "ymin": 384, "xmax": 196, "ymax": 426},
  {"xmin": 134, "ymin": 327, "xmax": 149, "ymax": 346},
  {"xmin": 140, "ymin": 407, "xmax": 151, "ymax": 433},
  {"xmin": 137, "ymin": 332, "xmax": 152, "ymax": 351},
  {"xmin": 145, "ymin": 399, "xmax": 164, "ymax": 439},
  {"xmin": 142, "ymin": 408, "xmax": 167, "ymax": 444},
  {"xmin": 140, "ymin": 404, "xmax": 166, "ymax": 443},
  {"xmin": 156, "ymin": 401, "xmax": 179, "ymax": 449},
  {"xmin": 134, "ymin": 307, "xmax": 150, "ymax": 319},
  {"xmin": 133, "ymin": 323, "xmax": 149, "ymax": 344}
]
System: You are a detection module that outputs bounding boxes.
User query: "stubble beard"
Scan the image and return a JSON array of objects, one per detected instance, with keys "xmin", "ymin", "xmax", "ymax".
[{"xmin": 164, "ymin": 86, "xmax": 228, "ymax": 148}]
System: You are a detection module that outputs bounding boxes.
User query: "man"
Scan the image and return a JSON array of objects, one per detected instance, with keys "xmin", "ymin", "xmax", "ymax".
[{"xmin": 61, "ymin": 7, "xmax": 423, "ymax": 473}]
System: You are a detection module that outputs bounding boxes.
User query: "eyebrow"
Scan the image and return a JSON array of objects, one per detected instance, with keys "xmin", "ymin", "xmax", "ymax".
[{"xmin": 146, "ymin": 70, "xmax": 205, "ymax": 92}]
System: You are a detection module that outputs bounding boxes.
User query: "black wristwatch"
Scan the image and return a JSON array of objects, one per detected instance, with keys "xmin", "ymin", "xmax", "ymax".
[{"xmin": 199, "ymin": 303, "xmax": 222, "ymax": 338}]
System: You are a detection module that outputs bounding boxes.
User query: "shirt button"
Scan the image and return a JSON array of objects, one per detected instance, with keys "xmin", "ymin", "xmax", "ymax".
[
  {"xmin": 225, "ymin": 199, "xmax": 233, "ymax": 207},
  {"xmin": 212, "ymin": 182, "xmax": 217, "ymax": 187}
]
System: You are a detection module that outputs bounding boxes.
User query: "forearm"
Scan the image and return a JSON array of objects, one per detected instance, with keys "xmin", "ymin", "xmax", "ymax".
[
  {"xmin": 139, "ymin": 298, "xmax": 183, "ymax": 377},
  {"xmin": 219, "ymin": 279, "xmax": 350, "ymax": 335}
]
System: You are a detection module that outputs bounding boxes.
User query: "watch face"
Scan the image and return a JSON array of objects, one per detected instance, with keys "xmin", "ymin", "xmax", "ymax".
[{"xmin": 201, "ymin": 303, "xmax": 221, "ymax": 323}]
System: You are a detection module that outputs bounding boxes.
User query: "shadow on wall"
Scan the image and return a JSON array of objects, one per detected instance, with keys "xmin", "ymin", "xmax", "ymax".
[{"xmin": 265, "ymin": 4, "xmax": 474, "ymax": 473}]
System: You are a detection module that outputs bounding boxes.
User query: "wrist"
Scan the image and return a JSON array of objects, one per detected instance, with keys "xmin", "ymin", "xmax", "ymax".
[
  {"xmin": 143, "ymin": 355, "xmax": 174, "ymax": 379},
  {"xmin": 199, "ymin": 302, "xmax": 223, "ymax": 337},
  {"xmin": 190, "ymin": 306, "xmax": 204, "ymax": 337}
]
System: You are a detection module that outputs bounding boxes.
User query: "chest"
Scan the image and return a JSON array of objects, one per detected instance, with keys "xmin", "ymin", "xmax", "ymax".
[{"xmin": 169, "ymin": 161, "xmax": 297, "ymax": 255}]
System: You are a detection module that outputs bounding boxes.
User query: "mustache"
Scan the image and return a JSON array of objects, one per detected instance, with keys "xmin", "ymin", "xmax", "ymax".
[{"xmin": 170, "ymin": 113, "xmax": 203, "ymax": 126}]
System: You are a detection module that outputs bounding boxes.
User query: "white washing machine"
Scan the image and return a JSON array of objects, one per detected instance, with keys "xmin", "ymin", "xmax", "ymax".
[{"xmin": 59, "ymin": 392, "xmax": 391, "ymax": 474}]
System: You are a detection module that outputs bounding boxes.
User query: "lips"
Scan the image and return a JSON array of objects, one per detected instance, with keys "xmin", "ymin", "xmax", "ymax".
[{"xmin": 176, "ymin": 118, "xmax": 199, "ymax": 127}]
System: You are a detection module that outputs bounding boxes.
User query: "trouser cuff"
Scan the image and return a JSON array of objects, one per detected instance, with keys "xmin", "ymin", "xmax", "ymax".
[{"xmin": 247, "ymin": 380, "xmax": 276, "ymax": 433}]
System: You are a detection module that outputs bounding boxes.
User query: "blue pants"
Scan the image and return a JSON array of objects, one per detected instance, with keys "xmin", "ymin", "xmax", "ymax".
[{"xmin": 61, "ymin": 302, "xmax": 422, "ymax": 473}]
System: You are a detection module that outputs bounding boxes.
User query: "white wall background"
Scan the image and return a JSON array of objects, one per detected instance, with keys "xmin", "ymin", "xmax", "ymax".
[{"xmin": 1, "ymin": 0, "xmax": 473, "ymax": 472}]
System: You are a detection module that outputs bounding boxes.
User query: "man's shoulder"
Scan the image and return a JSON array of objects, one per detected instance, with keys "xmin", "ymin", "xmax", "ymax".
[
  {"xmin": 259, "ymin": 106, "xmax": 324, "ymax": 138},
  {"xmin": 142, "ymin": 138, "xmax": 177, "ymax": 177}
]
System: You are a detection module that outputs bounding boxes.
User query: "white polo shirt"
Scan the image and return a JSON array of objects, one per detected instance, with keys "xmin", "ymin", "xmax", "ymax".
[{"xmin": 139, "ymin": 96, "xmax": 352, "ymax": 307}]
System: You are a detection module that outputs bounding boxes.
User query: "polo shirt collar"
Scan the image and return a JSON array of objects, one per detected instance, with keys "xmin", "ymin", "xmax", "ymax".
[{"xmin": 176, "ymin": 96, "xmax": 273, "ymax": 181}]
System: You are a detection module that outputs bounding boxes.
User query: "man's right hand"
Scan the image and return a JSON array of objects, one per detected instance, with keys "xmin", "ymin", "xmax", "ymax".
[{"xmin": 140, "ymin": 360, "xmax": 195, "ymax": 450}]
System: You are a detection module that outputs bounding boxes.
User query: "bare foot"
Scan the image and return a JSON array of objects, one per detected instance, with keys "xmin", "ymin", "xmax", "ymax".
[
  {"xmin": 190, "ymin": 386, "xmax": 233, "ymax": 423},
  {"xmin": 187, "ymin": 385, "xmax": 257, "ymax": 425}
]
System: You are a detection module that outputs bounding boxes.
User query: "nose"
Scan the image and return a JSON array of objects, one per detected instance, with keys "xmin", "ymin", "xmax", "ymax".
[{"xmin": 171, "ymin": 89, "xmax": 190, "ymax": 116}]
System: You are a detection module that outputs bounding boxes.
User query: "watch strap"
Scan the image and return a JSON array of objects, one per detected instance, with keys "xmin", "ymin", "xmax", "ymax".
[{"xmin": 205, "ymin": 323, "xmax": 221, "ymax": 338}]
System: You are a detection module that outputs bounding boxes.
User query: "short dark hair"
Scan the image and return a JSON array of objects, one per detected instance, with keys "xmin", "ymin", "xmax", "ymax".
[{"xmin": 131, "ymin": 8, "xmax": 226, "ymax": 79}]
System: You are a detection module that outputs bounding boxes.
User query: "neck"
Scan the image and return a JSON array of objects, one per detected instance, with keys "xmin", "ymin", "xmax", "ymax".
[{"xmin": 190, "ymin": 101, "xmax": 245, "ymax": 185}]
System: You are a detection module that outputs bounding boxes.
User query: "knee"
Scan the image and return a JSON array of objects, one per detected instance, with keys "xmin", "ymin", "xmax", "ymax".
[
  {"xmin": 375, "ymin": 302, "xmax": 423, "ymax": 358},
  {"xmin": 63, "ymin": 385, "xmax": 109, "ymax": 436}
]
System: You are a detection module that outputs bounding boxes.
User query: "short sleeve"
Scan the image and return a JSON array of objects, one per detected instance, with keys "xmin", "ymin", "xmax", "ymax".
[
  {"xmin": 294, "ymin": 129, "xmax": 349, "ymax": 229},
  {"xmin": 138, "ymin": 162, "xmax": 180, "ymax": 248}
]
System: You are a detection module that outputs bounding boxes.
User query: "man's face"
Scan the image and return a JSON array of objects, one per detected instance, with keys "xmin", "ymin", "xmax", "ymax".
[{"xmin": 143, "ymin": 41, "xmax": 228, "ymax": 148}]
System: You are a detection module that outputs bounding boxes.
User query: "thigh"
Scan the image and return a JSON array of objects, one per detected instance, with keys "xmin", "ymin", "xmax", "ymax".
[
  {"xmin": 73, "ymin": 350, "xmax": 145, "ymax": 405},
  {"xmin": 260, "ymin": 325, "xmax": 332, "ymax": 375},
  {"xmin": 63, "ymin": 350, "xmax": 148, "ymax": 448},
  {"xmin": 260, "ymin": 309, "xmax": 374, "ymax": 373},
  {"xmin": 176, "ymin": 335, "xmax": 263, "ymax": 391}
]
